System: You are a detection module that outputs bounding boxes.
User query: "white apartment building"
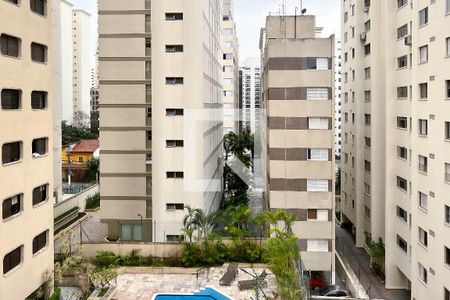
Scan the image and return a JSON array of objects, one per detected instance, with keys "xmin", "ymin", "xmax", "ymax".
[
  {"xmin": 222, "ymin": 0, "xmax": 239, "ymax": 133},
  {"xmin": 240, "ymin": 57, "xmax": 261, "ymax": 134},
  {"xmin": 0, "ymin": 0, "xmax": 54, "ymax": 298},
  {"xmin": 340, "ymin": 1, "xmax": 450, "ymax": 299},
  {"xmin": 60, "ymin": 0, "xmax": 74, "ymax": 124},
  {"xmin": 99, "ymin": 0, "xmax": 223, "ymax": 242},
  {"xmin": 72, "ymin": 9, "xmax": 91, "ymax": 125},
  {"xmin": 335, "ymin": 39, "xmax": 342, "ymax": 159}
]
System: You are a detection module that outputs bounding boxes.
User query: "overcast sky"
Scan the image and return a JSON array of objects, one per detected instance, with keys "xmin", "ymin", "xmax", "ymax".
[{"xmin": 70, "ymin": 0, "xmax": 341, "ymax": 64}]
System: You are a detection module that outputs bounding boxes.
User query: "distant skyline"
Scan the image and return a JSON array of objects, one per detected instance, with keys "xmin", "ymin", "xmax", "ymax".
[{"xmin": 70, "ymin": 0, "xmax": 341, "ymax": 65}]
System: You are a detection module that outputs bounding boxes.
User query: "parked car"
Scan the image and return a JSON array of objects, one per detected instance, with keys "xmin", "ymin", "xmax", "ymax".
[{"xmin": 321, "ymin": 286, "xmax": 348, "ymax": 297}]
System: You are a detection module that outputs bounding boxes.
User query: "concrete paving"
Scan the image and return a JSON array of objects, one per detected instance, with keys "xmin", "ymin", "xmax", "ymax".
[
  {"xmin": 335, "ymin": 225, "xmax": 410, "ymax": 300},
  {"xmin": 111, "ymin": 267, "xmax": 277, "ymax": 300}
]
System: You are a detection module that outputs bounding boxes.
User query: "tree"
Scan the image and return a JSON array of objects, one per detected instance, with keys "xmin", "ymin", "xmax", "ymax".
[
  {"xmin": 86, "ymin": 157, "xmax": 100, "ymax": 183},
  {"xmin": 62, "ymin": 121, "xmax": 97, "ymax": 145},
  {"xmin": 73, "ymin": 111, "xmax": 91, "ymax": 129}
]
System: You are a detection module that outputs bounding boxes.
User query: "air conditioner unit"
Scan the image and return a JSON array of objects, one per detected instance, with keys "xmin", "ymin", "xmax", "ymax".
[
  {"xmin": 360, "ymin": 32, "xmax": 366, "ymax": 41},
  {"xmin": 364, "ymin": 6, "xmax": 369, "ymax": 13},
  {"xmin": 404, "ymin": 35, "xmax": 412, "ymax": 45}
]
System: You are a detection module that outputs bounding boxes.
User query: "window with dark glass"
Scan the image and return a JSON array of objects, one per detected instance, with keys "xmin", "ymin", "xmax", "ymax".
[
  {"xmin": 165, "ymin": 13, "xmax": 183, "ymax": 20},
  {"xmin": 397, "ymin": 0, "xmax": 407, "ymax": 8},
  {"xmin": 397, "ymin": 117, "xmax": 408, "ymax": 129},
  {"xmin": 2, "ymin": 194, "xmax": 22, "ymax": 220},
  {"xmin": 31, "ymin": 42, "xmax": 47, "ymax": 62},
  {"xmin": 30, "ymin": 0, "xmax": 46, "ymax": 16},
  {"xmin": 32, "ymin": 138, "xmax": 47, "ymax": 156},
  {"xmin": 397, "ymin": 55, "xmax": 408, "ymax": 68},
  {"xmin": 166, "ymin": 140, "xmax": 184, "ymax": 148},
  {"xmin": 397, "ymin": 24, "xmax": 408, "ymax": 39},
  {"xmin": 32, "ymin": 230, "xmax": 48, "ymax": 254},
  {"xmin": 397, "ymin": 146, "xmax": 408, "ymax": 159},
  {"xmin": 419, "ymin": 7, "xmax": 428, "ymax": 26},
  {"xmin": 32, "ymin": 184, "xmax": 48, "ymax": 206},
  {"xmin": 446, "ymin": 80, "xmax": 450, "ymax": 98},
  {"xmin": 166, "ymin": 172, "xmax": 184, "ymax": 178},
  {"xmin": 165, "ymin": 45, "xmax": 183, "ymax": 53},
  {"xmin": 2, "ymin": 142, "xmax": 21, "ymax": 164},
  {"xmin": 31, "ymin": 91, "xmax": 47, "ymax": 109},
  {"xmin": 166, "ymin": 203, "xmax": 184, "ymax": 210},
  {"xmin": 3, "ymin": 246, "xmax": 22, "ymax": 274},
  {"xmin": 397, "ymin": 86, "xmax": 408, "ymax": 98},
  {"xmin": 166, "ymin": 108, "xmax": 183, "ymax": 116},
  {"xmin": 1, "ymin": 89, "xmax": 21, "ymax": 109},
  {"xmin": 397, "ymin": 176, "xmax": 407, "ymax": 191},
  {"xmin": 419, "ymin": 83, "xmax": 428, "ymax": 99},
  {"xmin": 419, "ymin": 119, "xmax": 428, "ymax": 135},
  {"xmin": 364, "ymin": 43, "xmax": 371, "ymax": 55},
  {"xmin": 5, "ymin": 0, "xmax": 19, "ymax": 4},
  {"xmin": 0, "ymin": 34, "xmax": 20, "ymax": 57},
  {"xmin": 396, "ymin": 205, "xmax": 408, "ymax": 222},
  {"xmin": 397, "ymin": 235, "xmax": 407, "ymax": 252},
  {"xmin": 165, "ymin": 77, "xmax": 183, "ymax": 85}
]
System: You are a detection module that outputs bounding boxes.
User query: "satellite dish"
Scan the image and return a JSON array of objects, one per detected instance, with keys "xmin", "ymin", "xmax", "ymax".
[{"xmin": 301, "ymin": 8, "xmax": 307, "ymax": 14}]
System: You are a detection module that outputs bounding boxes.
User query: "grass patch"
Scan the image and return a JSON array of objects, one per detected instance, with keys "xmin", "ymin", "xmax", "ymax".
[{"xmin": 49, "ymin": 287, "xmax": 61, "ymax": 300}]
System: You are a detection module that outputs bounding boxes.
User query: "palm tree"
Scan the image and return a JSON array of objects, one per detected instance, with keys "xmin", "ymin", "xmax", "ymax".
[{"xmin": 182, "ymin": 206, "xmax": 217, "ymax": 242}]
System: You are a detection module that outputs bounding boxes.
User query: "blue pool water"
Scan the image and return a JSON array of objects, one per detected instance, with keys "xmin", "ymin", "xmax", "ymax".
[{"xmin": 154, "ymin": 287, "xmax": 231, "ymax": 300}]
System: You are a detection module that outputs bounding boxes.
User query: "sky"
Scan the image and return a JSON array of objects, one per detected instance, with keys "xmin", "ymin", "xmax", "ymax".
[{"xmin": 70, "ymin": 0, "xmax": 341, "ymax": 65}]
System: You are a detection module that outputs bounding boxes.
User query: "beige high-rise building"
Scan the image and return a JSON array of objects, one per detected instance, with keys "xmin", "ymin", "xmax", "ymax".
[
  {"xmin": 260, "ymin": 15, "xmax": 336, "ymax": 281},
  {"xmin": 99, "ymin": 0, "xmax": 223, "ymax": 242},
  {"xmin": 340, "ymin": 0, "xmax": 450, "ymax": 298},
  {"xmin": 0, "ymin": 0, "xmax": 54, "ymax": 298},
  {"xmin": 222, "ymin": 0, "xmax": 239, "ymax": 133}
]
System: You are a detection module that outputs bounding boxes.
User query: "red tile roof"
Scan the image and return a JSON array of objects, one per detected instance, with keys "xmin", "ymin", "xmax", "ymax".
[{"xmin": 71, "ymin": 139, "xmax": 99, "ymax": 153}]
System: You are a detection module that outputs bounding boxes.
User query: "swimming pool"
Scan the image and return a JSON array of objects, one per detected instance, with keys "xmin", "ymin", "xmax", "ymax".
[{"xmin": 153, "ymin": 287, "xmax": 232, "ymax": 300}]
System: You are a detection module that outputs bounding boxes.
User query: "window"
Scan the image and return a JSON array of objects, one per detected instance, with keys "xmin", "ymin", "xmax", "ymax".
[
  {"xmin": 308, "ymin": 117, "xmax": 329, "ymax": 130},
  {"xmin": 32, "ymin": 230, "xmax": 48, "ymax": 254},
  {"xmin": 397, "ymin": 235, "xmax": 407, "ymax": 252},
  {"xmin": 1, "ymin": 89, "xmax": 21, "ymax": 109},
  {"xmin": 397, "ymin": 55, "xmax": 408, "ymax": 68},
  {"xmin": 166, "ymin": 172, "xmax": 184, "ymax": 178},
  {"xmin": 166, "ymin": 235, "xmax": 180, "ymax": 242},
  {"xmin": 307, "ymin": 240, "xmax": 328, "ymax": 252},
  {"xmin": 445, "ymin": 288, "xmax": 450, "ymax": 300},
  {"xmin": 364, "ymin": 90, "xmax": 371, "ymax": 102},
  {"xmin": 166, "ymin": 203, "xmax": 184, "ymax": 211},
  {"xmin": 364, "ymin": 183, "xmax": 371, "ymax": 195},
  {"xmin": 446, "ymin": 205, "xmax": 450, "ymax": 224},
  {"xmin": 446, "ymin": 80, "xmax": 450, "ymax": 98},
  {"xmin": 364, "ymin": 20, "xmax": 371, "ymax": 32},
  {"xmin": 166, "ymin": 140, "xmax": 184, "ymax": 148},
  {"xmin": 364, "ymin": 44, "xmax": 371, "ymax": 55},
  {"xmin": 2, "ymin": 194, "xmax": 22, "ymax": 220},
  {"xmin": 32, "ymin": 138, "xmax": 47, "ymax": 156},
  {"xmin": 2, "ymin": 141, "xmax": 22, "ymax": 164},
  {"xmin": 307, "ymin": 209, "xmax": 328, "ymax": 221},
  {"xmin": 307, "ymin": 180, "xmax": 329, "ymax": 192},
  {"xmin": 166, "ymin": 77, "xmax": 183, "ymax": 85},
  {"xmin": 419, "ymin": 45, "xmax": 428, "ymax": 63},
  {"xmin": 307, "ymin": 149, "xmax": 329, "ymax": 161},
  {"xmin": 445, "ymin": 163, "xmax": 450, "ymax": 182},
  {"xmin": 166, "ymin": 45, "xmax": 183, "ymax": 53},
  {"xmin": 121, "ymin": 224, "xmax": 142, "ymax": 241},
  {"xmin": 306, "ymin": 88, "xmax": 329, "ymax": 100},
  {"xmin": 31, "ymin": 42, "xmax": 47, "ymax": 63},
  {"xmin": 419, "ymin": 192, "xmax": 428, "ymax": 210},
  {"xmin": 30, "ymin": 0, "xmax": 46, "ymax": 15},
  {"xmin": 31, "ymin": 91, "xmax": 47, "ymax": 109},
  {"xmin": 0, "ymin": 34, "xmax": 20, "ymax": 57},
  {"xmin": 364, "ymin": 160, "xmax": 371, "ymax": 172},
  {"xmin": 146, "ymin": 131, "xmax": 152, "ymax": 141},
  {"xmin": 419, "ymin": 119, "xmax": 428, "ymax": 135},
  {"xmin": 397, "ymin": 176, "xmax": 407, "ymax": 191},
  {"xmin": 447, "ymin": 37, "xmax": 450, "ymax": 57},
  {"xmin": 365, "ymin": 137, "xmax": 371, "ymax": 148},
  {"xmin": 32, "ymin": 184, "xmax": 48, "ymax": 206},
  {"xmin": 419, "ymin": 227, "xmax": 428, "ymax": 247},
  {"xmin": 397, "ymin": 24, "xmax": 408, "ymax": 39},
  {"xmin": 418, "ymin": 263, "xmax": 427, "ymax": 283},
  {"xmin": 351, "ymin": 4, "xmax": 355, "ymax": 15},
  {"xmin": 419, "ymin": 83, "xmax": 428, "ymax": 99},
  {"xmin": 165, "ymin": 13, "xmax": 183, "ymax": 20},
  {"xmin": 397, "ymin": 146, "xmax": 408, "ymax": 159},
  {"xmin": 364, "ymin": 67, "xmax": 371, "ymax": 79},
  {"xmin": 306, "ymin": 58, "xmax": 329, "ymax": 70},
  {"xmin": 397, "ymin": 86, "xmax": 408, "ymax": 98},
  {"xmin": 365, "ymin": 114, "xmax": 371, "ymax": 125},
  {"xmin": 166, "ymin": 108, "xmax": 183, "ymax": 116},
  {"xmin": 364, "ymin": 206, "xmax": 371, "ymax": 218},
  {"xmin": 344, "ymin": 12, "xmax": 348, "ymax": 23},
  {"xmin": 396, "ymin": 206, "xmax": 408, "ymax": 222},
  {"xmin": 223, "ymin": 53, "xmax": 233, "ymax": 60},
  {"xmin": 445, "ymin": 247, "xmax": 450, "ymax": 267},
  {"xmin": 397, "ymin": 117, "xmax": 408, "ymax": 129},
  {"xmin": 447, "ymin": 0, "xmax": 450, "ymax": 14},
  {"xmin": 419, "ymin": 8, "xmax": 428, "ymax": 26},
  {"xmin": 398, "ymin": 0, "xmax": 407, "ymax": 8},
  {"xmin": 418, "ymin": 155, "xmax": 428, "ymax": 173},
  {"xmin": 4, "ymin": 0, "xmax": 19, "ymax": 4},
  {"xmin": 446, "ymin": 122, "xmax": 450, "ymax": 140},
  {"xmin": 145, "ymin": 38, "xmax": 151, "ymax": 49},
  {"xmin": 3, "ymin": 246, "xmax": 22, "ymax": 274}
]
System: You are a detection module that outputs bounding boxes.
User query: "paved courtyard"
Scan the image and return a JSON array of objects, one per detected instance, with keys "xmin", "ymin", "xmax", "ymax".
[{"xmin": 111, "ymin": 267, "xmax": 277, "ymax": 300}]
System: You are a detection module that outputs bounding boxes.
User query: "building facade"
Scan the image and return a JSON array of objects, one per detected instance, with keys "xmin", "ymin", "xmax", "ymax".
[
  {"xmin": 335, "ymin": 39, "xmax": 342, "ymax": 159},
  {"xmin": 0, "ymin": 0, "xmax": 54, "ymax": 298},
  {"xmin": 222, "ymin": 0, "xmax": 239, "ymax": 133},
  {"xmin": 261, "ymin": 15, "xmax": 336, "ymax": 280},
  {"xmin": 72, "ymin": 9, "xmax": 91, "ymax": 126},
  {"xmin": 240, "ymin": 57, "xmax": 261, "ymax": 134},
  {"xmin": 99, "ymin": 0, "xmax": 223, "ymax": 242},
  {"xmin": 340, "ymin": 0, "xmax": 450, "ymax": 298}
]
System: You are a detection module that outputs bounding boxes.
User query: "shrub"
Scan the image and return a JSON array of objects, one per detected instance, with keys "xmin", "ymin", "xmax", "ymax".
[
  {"xmin": 49, "ymin": 287, "xmax": 61, "ymax": 300},
  {"xmin": 93, "ymin": 251, "xmax": 121, "ymax": 268},
  {"xmin": 85, "ymin": 192, "xmax": 100, "ymax": 209}
]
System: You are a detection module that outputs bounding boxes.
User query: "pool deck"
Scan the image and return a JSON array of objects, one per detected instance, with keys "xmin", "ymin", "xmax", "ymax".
[{"xmin": 111, "ymin": 266, "xmax": 278, "ymax": 300}]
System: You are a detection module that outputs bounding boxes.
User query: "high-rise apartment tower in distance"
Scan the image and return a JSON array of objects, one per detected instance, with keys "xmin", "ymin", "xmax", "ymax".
[
  {"xmin": 0, "ymin": 0, "xmax": 54, "ymax": 298},
  {"xmin": 260, "ymin": 15, "xmax": 336, "ymax": 282},
  {"xmin": 340, "ymin": 1, "xmax": 450, "ymax": 298},
  {"xmin": 335, "ymin": 39, "xmax": 342, "ymax": 160},
  {"xmin": 99, "ymin": 0, "xmax": 223, "ymax": 242},
  {"xmin": 240, "ymin": 57, "xmax": 261, "ymax": 134},
  {"xmin": 222, "ymin": 0, "xmax": 239, "ymax": 133}
]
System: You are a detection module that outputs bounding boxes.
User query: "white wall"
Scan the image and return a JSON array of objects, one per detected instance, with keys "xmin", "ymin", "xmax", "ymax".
[{"xmin": 61, "ymin": 0, "xmax": 74, "ymax": 123}]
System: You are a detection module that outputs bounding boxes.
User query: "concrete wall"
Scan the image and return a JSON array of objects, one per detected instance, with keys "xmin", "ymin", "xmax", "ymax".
[
  {"xmin": 54, "ymin": 184, "xmax": 99, "ymax": 218},
  {"xmin": 81, "ymin": 242, "xmax": 183, "ymax": 259}
]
